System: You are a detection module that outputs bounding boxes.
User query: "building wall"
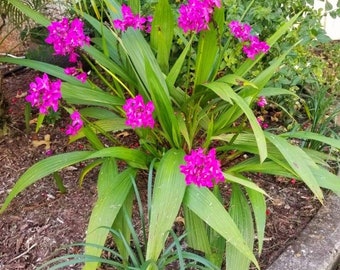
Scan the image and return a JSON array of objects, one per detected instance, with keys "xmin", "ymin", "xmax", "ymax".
[{"xmin": 314, "ymin": 0, "xmax": 340, "ymax": 40}]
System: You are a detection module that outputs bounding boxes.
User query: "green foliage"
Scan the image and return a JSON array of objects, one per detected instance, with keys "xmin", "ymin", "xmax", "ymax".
[
  {"xmin": 36, "ymin": 175, "xmax": 219, "ymax": 270},
  {"xmin": 0, "ymin": 0, "xmax": 48, "ymax": 27},
  {"xmin": 0, "ymin": 1, "xmax": 339, "ymax": 270}
]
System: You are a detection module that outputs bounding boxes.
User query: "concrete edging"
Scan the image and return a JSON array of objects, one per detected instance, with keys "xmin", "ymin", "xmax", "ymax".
[{"xmin": 267, "ymin": 192, "xmax": 340, "ymax": 270}]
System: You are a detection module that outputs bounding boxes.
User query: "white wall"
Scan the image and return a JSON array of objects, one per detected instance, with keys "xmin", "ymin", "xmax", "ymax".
[{"xmin": 314, "ymin": 0, "xmax": 340, "ymax": 40}]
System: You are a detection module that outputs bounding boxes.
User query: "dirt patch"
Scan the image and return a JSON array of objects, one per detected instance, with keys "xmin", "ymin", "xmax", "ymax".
[{"xmin": 0, "ymin": 68, "xmax": 322, "ymax": 269}]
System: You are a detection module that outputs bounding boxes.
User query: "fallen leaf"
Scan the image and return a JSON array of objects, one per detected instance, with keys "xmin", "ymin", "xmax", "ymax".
[{"xmin": 32, "ymin": 134, "xmax": 51, "ymax": 150}]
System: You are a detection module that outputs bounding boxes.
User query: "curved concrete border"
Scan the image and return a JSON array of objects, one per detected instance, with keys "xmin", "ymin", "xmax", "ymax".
[{"xmin": 267, "ymin": 192, "xmax": 340, "ymax": 270}]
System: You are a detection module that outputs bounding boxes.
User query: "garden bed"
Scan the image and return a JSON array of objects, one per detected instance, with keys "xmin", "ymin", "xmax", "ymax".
[{"xmin": 0, "ymin": 67, "xmax": 323, "ymax": 269}]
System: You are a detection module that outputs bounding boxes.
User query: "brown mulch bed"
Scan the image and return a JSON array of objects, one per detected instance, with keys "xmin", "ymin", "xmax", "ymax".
[{"xmin": 0, "ymin": 67, "xmax": 322, "ymax": 270}]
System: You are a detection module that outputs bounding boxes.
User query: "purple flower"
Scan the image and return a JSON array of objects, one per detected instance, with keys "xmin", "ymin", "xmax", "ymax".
[
  {"xmin": 65, "ymin": 111, "xmax": 83, "ymax": 136},
  {"xmin": 180, "ymin": 148, "xmax": 224, "ymax": 188},
  {"xmin": 45, "ymin": 18, "xmax": 90, "ymax": 62},
  {"xmin": 26, "ymin": 73, "xmax": 62, "ymax": 114},
  {"xmin": 178, "ymin": 0, "xmax": 221, "ymax": 33},
  {"xmin": 242, "ymin": 35, "xmax": 270, "ymax": 60},
  {"xmin": 113, "ymin": 5, "xmax": 153, "ymax": 33},
  {"xmin": 257, "ymin": 96, "xmax": 267, "ymax": 107},
  {"xmin": 64, "ymin": 64, "xmax": 88, "ymax": 83},
  {"xmin": 229, "ymin": 21, "xmax": 252, "ymax": 41},
  {"xmin": 257, "ymin": 116, "xmax": 269, "ymax": 129},
  {"xmin": 229, "ymin": 20, "xmax": 270, "ymax": 60},
  {"xmin": 122, "ymin": 95, "xmax": 155, "ymax": 129},
  {"xmin": 76, "ymin": 72, "xmax": 88, "ymax": 83}
]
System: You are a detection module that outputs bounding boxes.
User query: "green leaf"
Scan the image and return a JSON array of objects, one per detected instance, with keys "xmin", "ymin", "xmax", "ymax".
[
  {"xmin": 8, "ymin": 0, "xmax": 50, "ymax": 26},
  {"xmin": 227, "ymin": 157, "xmax": 296, "ymax": 179},
  {"xmin": 226, "ymin": 184, "xmax": 254, "ymax": 270},
  {"xmin": 0, "ymin": 57, "xmax": 88, "ymax": 86},
  {"xmin": 246, "ymin": 187, "xmax": 266, "ymax": 254},
  {"xmin": 62, "ymin": 83, "xmax": 124, "ymax": 109},
  {"xmin": 0, "ymin": 151, "xmax": 94, "ymax": 213},
  {"xmin": 111, "ymin": 188, "xmax": 135, "ymax": 264},
  {"xmin": 218, "ymin": 74, "xmax": 258, "ymax": 89},
  {"xmin": 311, "ymin": 166, "xmax": 340, "ymax": 196},
  {"xmin": 259, "ymin": 87, "xmax": 300, "ymax": 98},
  {"xmin": 265, "ymin": 132, "xmax": 324, "ymax": 202},
  {"xmin": 183, "ymin": 206, "xmax": 211, "ymax": 255},
  {"xmin": 87, "ymin": 147, "xmax": 149, "ymax": 169},
  {"xmin": 83, "ymin": 45, "xmax": 136, "ymax": 87},
  {"xmin": 79, "ymin": 159, "xmax": 104, "ymax": 186},
  {"xmin": 194, "ymin": 7, "xmax": 224, "ymax": 87},
  {"xmin": 166, "ymin": 36, "xmax": 194, "ymax": 88},
  {"xmin": 79, "ymin": 107, "xmax": 118, "ymax": 120},
  {"xmin": 84, "ymin": 162, "xmax": 135, "ymax": 270},
  {"xmin": 183, "ymin": 185, "xmax": 259, "ymax": 269},
  {"xmin": 223, "ymin": 173, "xmax": 267, "ymax": 196},
  {"xmin": 146, "ymin": 149, "xmax": 187, "ymax": 261},
  {"xmin": 150, "ymin": 0, "xmax": 174, "ymax": 73},
  {"xmin": 145, "ymin": 60, "xmax": 181, "ymax": 148},
  {"xmin": 205, "ymin": 82, "xmax": 267, "ymax": 162},
  {"xmin": 280, "ymin": 131, "xmax": 340, "ymax": 149},
  {"xmin": 70, "ymin": 118, "xmax": 127, "ymax": 142},
  {"xmin": 203, "ymin": 81, "xmax": 233, "ymax": 104},
  {"xmin": 82, "ymin": 126, "xmax": 105, "ymax": 150}
]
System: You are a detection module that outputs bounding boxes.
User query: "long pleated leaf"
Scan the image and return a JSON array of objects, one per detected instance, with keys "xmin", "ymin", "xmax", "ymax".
[
  {"xmin": 205, "ymin": 82, "xmax": 267, "ymax": 162},
  {"xmin": 145, "ymin": 60, "xmax": 181, "ymax": 148},
  {"xmin": 62, "ymin": 83, "xmax": 124, "ymax": 109},
  {"xmin": 166, "ymin": 36, "xmax": 194, "ymax": 88},
  {"xmin": 70, "ymin": 118, "xmax": 127, "ymax": 142},
  {"xmin": 311, "ymin": 166, "xmax": 340, "ymax": 195},
  {"xmin": 0, "ymin": 57, "xmax": 88, "ymax": 86},
  {"xmin": 183, "ymin": 185, "xmax": 259, "ymax": 269},
  {"xmin": 150, "ymin": 0, "xmax": 174, "ymax": 73},
  {"xmin": 246, "ymin": 187, "xmax": 266, "ymax": 255},
  {"xmin": 223, "ymin": 173, "xmax": 267, "ymax": 196},
  {"xmin": 183, "ymin": 206, "xmax": 211, "ymax": 255},
  {"xmin": 146, "ymin": 149, "xmax": 186, "ymax": 262},
  {"xmin": 280, "ymin": 131, "xmax": 340, "ymax": 149},
  {"xmin": 84, "ymin": 163, "xmax": 135, "ymax": 270},
  {"xmin": 226, "ymin": 184, "xmax": 254, "ymax": 270},
  {"xmin": 0, "ymin": 151, "xmax": 94, "ymax": 213},
  {"xmin": 87, "ymin": 147, "xmax": 149, "ymax": 169},
  {"xmin": 194, "ymin": 6, "xmax": 224, "ymax": 87},
  {"xmin": 227, "ymin": 157, "xmax": 296, "ymax": 178},
  {"xmin": 8, "ymin": 0, "xmax": 50, "ymax": 26},
  {"xmin": 265, "ymin": 132, "xmax": 324, "ymax": 202}
]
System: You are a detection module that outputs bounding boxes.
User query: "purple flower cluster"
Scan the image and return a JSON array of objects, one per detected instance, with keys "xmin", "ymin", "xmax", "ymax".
[
  {"xmin": 257, "ymin": 96, "xmax": 267, "ymax": 107},
  {"xmin": 229, "ymin": 21, "xmax": 252, "ymax": 41},
  {"xmin": 180, "ymin": 148, "xmax": 224, "ymax": 188},
  {"xmin": 113, "ymin": 5, "xmax": 153, "ymax": 33},
  {"xmin": 229, "ymin": 21, "xmax": 270, "ymax": 60},
  {"xmin": 45, "ymin": 18, "xmax": 90, "ymax": 62},
  {"xmin": 65, "ymin": 111, "xmax": 83, "ymax": 136},
  {"xmin": 64, "ymin": 66, "xmax": 87, "ymax": 83},
  {"xmin": 178, "ymin": 0, "xmax": 221, "ymax": 33},
  {"xmin": 122, "ymin": 95, "xmax": 155, "ymax": 129},
  {"xmin": 26, "ymin": 73, "xmax": 62, "ymax": 114},
  {"xmin": 257, "ymin": 116, "xmax": 269, "ymax": 129}
]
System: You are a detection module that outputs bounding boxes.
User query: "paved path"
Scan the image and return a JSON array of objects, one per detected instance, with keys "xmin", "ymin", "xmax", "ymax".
[{"xmin": 267, "ymin": 192, "xmax": 340, "ymax": 270}]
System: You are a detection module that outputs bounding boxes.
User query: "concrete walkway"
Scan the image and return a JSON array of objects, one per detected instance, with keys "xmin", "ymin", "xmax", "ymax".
[{"xmin": 267, "ymin": 193, "xmax": 340, "ymax": 270}]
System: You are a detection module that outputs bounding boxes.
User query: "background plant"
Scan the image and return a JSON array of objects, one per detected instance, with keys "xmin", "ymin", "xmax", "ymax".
[{"xmin": 0, "ymin": 1, "xmax": 339, "ymax": 270}]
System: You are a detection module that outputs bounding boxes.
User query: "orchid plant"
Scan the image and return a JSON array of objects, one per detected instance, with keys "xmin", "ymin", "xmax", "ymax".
[{"xmin": 1, "ymin": 0, "xmax": 340, "ymax": 269}]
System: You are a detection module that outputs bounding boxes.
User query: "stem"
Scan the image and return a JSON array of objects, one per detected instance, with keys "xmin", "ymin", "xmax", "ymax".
[{"xmin": 53, "ymin": 172, "xmax": 67, "ymax": 194}]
